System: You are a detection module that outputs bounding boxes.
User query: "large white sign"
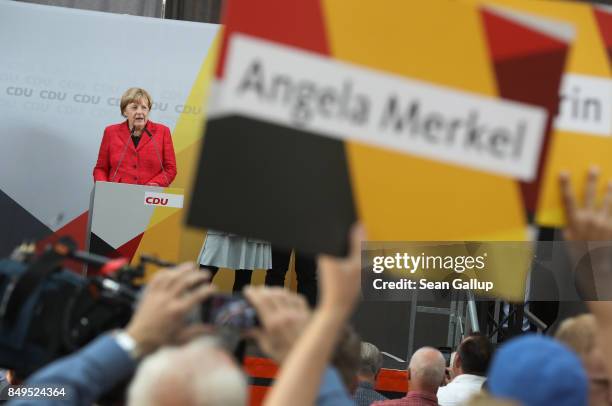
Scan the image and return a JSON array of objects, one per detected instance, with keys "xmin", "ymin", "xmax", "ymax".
[{"xmin": 212, "ymin": 34, "xmax": 548, "ymax": 181}]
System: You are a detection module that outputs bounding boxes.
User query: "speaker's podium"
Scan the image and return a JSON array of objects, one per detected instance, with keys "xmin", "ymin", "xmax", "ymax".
[{"xmin": 86, "ymin": 181, "xmax": 185, "ymax": 269}]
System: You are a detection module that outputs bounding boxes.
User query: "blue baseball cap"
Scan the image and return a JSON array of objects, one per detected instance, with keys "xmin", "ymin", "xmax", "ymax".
[{"xmin": 488, "ymin": 335, "xmax": 587, "ymax": 406}]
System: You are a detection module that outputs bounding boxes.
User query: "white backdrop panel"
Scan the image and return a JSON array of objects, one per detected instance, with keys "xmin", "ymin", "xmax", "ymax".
[{"xmin": 0, "ymin": 0, "xmax": 218, "ymax": 230}]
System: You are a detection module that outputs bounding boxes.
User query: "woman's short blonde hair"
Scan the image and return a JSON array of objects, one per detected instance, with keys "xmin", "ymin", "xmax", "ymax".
[{"xmin": 120, "ymin": 87, "xmax": 152, "ymax": 116}]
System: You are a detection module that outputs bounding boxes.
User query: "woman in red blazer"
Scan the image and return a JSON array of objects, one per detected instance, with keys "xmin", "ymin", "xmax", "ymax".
[{"xmin": 93, "ymin": 88, "xmax": 177, "ymax": 187}]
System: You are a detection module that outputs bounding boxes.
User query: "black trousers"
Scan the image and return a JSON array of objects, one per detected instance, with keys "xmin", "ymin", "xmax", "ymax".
[
  {"xmin": 265, "ymin": 247, "xmax": 318, "ymax": 307},
  {"xmin": 199, "ymin": 248, "xmax": 317, "ymax": 305},
  {"xmin": 200, "ymin": 265, "xmax": 252, "ymax": 293}
]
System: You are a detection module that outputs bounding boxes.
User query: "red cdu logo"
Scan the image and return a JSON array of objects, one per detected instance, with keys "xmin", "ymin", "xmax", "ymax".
[
  {"xmin": 145, "ymin": 197, "xmax": 168, "ymax": 205},
  {"xmin": 144, "ymin": 192, "xmax": 184, "ymax": 208}
]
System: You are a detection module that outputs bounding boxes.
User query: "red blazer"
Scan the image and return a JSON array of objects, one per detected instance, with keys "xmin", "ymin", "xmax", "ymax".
[{"xmin": 93, "ymin": 120, "xmax": 177, "ymax": 187}]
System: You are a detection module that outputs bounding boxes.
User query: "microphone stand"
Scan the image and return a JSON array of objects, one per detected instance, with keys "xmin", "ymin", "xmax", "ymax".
[
  {"xmin": 110, "ymin": 125, "xmax": 135, "ymax": 182},
  {"xmin": 144, "ymin": 127, "xmax": 168, "ymax": 185}
]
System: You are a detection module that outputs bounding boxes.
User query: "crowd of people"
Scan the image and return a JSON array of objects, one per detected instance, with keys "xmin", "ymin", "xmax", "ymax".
[{"xmin": 2, "ymin": 168, "xmax": 612, "ymax": 406}]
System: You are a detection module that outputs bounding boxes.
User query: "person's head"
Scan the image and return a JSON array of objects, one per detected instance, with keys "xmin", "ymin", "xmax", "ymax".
[
  {"xmin": 407, "ymin": 347, "xmax": 446, "ymax": 394},
  {"xmin": 331, "ymin": 325, "xmax": 362, "ymax": 395},
  {"xmin": 358, "ymin": 342, "xmax": 384, "ymax": 384},
  {"xmin": 556, "ymin": 314, "xmax": 612, "ymax": 406},
  {"xmin": 453, "ymin": 334, "xmax": 494, "ymax": 377},
  {"xmin": 127, "ymin": 337, "xmax": 247, "ymax": 406},
  {"xmin": 120, "ymin": 87, "xmax": 152, "ymax": 131},
  {"xmin": 488, "ymin": 335, "xmax": 588, "ymax": 406}
]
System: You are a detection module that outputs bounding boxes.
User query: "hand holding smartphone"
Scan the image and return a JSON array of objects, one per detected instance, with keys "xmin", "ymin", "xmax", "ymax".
[{"xmin": 200, "ymin": 294, "xmax": 260, "ymax": 329}]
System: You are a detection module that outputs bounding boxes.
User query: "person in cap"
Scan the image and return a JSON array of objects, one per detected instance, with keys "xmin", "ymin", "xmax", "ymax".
[{"xmin": 487, "ymin": 335, "xmax": 588, "ymax": 406}]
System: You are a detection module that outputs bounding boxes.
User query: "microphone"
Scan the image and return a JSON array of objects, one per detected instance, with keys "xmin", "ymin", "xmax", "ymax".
[
  {"xmin": 99, "ymin": 258, "xmax": 130, "ymax": 276},
  {"xmin": 110, "ymin": 125, "xmax": 135, "ymax": 182},
  {"xmin": 51, "ymin": 237, "xmax": 129, "ymax": 273},
  {"xmin": 144, "ymin": 126, "xmax": 169, "ymax": 186}
]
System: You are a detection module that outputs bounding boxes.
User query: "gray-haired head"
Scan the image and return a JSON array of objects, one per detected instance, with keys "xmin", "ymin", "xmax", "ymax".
[
  {"xmin": 128, "ymin": 337, "xmax": 247, "ymax": 406},
  {"xmin": 408, "ymin": 347, "xmax": 446, "ymax": 393},
  {"xmin": 359, "ymin": 342, "xmax": 384, "ymax": 379}
]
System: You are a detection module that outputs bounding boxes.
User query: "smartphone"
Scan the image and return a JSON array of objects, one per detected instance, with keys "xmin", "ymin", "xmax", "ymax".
[{"xmin": 200, "ymin": 294, "xmax": 260, "ymax": 329}]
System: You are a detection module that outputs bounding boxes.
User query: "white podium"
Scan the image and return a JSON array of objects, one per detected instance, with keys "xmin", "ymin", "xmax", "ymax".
[{"xmin": 86, "ymin": 182, "xmax": 184, "ymax": 270}]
